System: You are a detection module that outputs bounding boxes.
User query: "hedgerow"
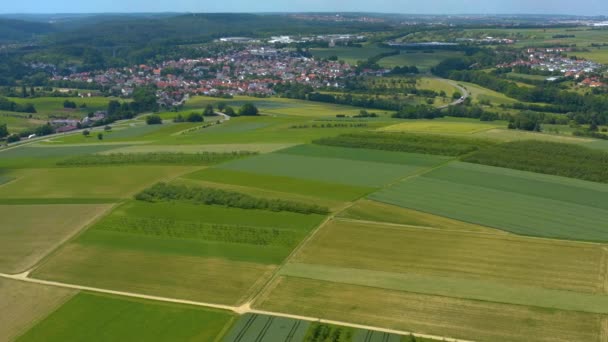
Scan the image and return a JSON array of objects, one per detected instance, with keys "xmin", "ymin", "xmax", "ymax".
[
  {"xmin": 135, "ymin": 182, "xmax": 329, "ymax": 215},
  {"xmin": 95, "ymin": 216, "xmax": 300, "ymax": 247},
  {"xmin": 57, "ymin": 151, "xmax": 256, "ymax": 166}
]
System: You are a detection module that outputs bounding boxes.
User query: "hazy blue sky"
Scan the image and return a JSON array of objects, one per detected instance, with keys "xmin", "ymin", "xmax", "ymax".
[{"xmin": 2, "ymin": 0, "xmax": 607, "ymax": 15}]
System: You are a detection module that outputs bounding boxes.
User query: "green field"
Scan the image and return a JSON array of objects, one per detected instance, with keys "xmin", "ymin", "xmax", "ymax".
[
  {"xmin": 378, "ymin": 118, "xmax": 501, "ymax": 134},
  {"xmin": 0, "ymin": 144, "xmax": 130, "ymax": 168},
  {"xmin": 223, "ymin": 314, "xmax": 310, "ymax": 342},
  {"xmin": 378, "ymin": 51, "xmax": 465, "ymax": 72},
  {"xmin": 217, "ymin": 147, "xmax": 446, "ymax": 188},
  {"xmin": 0, "ymin": 204, "xmax": 112, "ymax": 273},
  {"xmin": 338, "ymin": 199, "xmax": 502, "ymax": 234},
  {"xmin": 17, "ymin": 293, "xmax": 234, "ymax": 342},
  {"xmin": 370, "ymin": 162, "xmax": 608, "ymax": 242},
  {"xmin": 310, "ymin": 46, "xmax": 393, "ymax": 64},
  {"xmin": 32, "ymin": 200, "xmax": 324, "ymax": 304},
  {"xmin": 0, "ymin": 166, "xmax": 194, "ymax": 199}
]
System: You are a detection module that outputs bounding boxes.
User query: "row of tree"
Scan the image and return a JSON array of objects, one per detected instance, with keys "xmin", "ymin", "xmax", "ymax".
[{"xmin": 135, "ymin": 182, "xmax": 329, "ymax": 215}]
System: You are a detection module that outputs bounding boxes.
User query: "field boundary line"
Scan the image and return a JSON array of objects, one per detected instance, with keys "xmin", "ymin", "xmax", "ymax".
[
  {"xmin": 601, "ymin": 316, "xmax": 608, "ymax": 342},
  {"xmin": 602, "ymin": 247, "xmax": 608, "ymax": 294},
  {"xmin": 0, "ymin": 273, "xmax": 473, "ymax": 342}
]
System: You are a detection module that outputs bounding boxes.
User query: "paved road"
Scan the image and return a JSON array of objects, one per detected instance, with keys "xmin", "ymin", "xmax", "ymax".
[
  {"xmin": 437, "ymin": 79, "xmax": 470, "ymax": 109},
  {"xmin": 0, "ymin": 271, "xmax": 473, "ymax": 342}
]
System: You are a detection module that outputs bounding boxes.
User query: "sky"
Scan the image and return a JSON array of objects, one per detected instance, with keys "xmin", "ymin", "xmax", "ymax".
[{"xmin": 2, "ymin": 0, "xmax": 607, "ymax": 16}]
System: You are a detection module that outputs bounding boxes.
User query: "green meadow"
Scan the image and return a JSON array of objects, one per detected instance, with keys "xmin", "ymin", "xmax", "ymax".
[
  {"xmin": 370, "ymin": 162, "xmax": 608, "ymax": 242},
  {"xmin": 17, "ymin": 293, "xmax": 234, "ymax": 342}
]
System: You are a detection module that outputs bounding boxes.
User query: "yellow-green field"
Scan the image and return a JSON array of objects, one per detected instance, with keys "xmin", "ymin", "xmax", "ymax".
[
  {"xmin": 0, "ymin": 204, "xmax": 112, "ymax": 273},
  {"xmin": 0, "ymin": 166, "xmax": 196, "ymax": 199},
  {"xmin": 255, "ymin": 276, "xmax": 604, "ymax": 342},
  {"xmin": 0, "ymin": 279, "xmax": 76, "ymax": 341},
  {"xmin": 378, "ymin": 119, "xmax": 501, "ymax": 134}
]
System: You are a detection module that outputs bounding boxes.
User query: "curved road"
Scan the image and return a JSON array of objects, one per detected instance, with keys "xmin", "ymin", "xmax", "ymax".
[{"xmin": 437, "ymin": 79, "xmax": 470, "ymax": 109}]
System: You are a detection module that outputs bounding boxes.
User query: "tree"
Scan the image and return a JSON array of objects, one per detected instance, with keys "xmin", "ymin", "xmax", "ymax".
[
  {"xmin": 203, "ymin": 104, "xmax": 215, "ymax": 116},
  {"xmin": 83, "ymin": 130, "xmax": 90, "ymax": 137},
  {"xmin": 146, "ymin": 115, "xmax": 162, "ymax": 125},
  {"xmin": 104, "ymin": 125, "xmax": 112, "ymax": 131},
  {"xmin": 217, "ymin": 102, "xmax": 226, "ymax": 112},
  {"xmin": 0, "ymin": 123, "xmax": 8, "ymax": 139},
  {"xmin": 452, "ymin": 91, "xmax": 462, "ymax": 100},
  {"xmin": 173, "ymin": 114, "xmax": 185, "ymax": 123},
  {"xmin": 29, "ymin": 87, "xmax": 35, "ymax": 97},
  {"xmin": 6, "ymin": 134, "xmax": 20, "ymax": 143},
  {"xmin": 238, "ymin": 103, "xmax": 259, "ymax": 116},
  {"xmin": 21, "ymin": 85, "xmax": 27, "ymax": 98},
  {"xmin": 186, "ymin": 112, "xmax": 203, "ymax": 122},
  {"xmin": 63, "ymin": 100, "xmax": 77, "ymax": 109},
  {"xmin": 224, "ymin": 106, "xmax": 235, "ymax": 116},
  {"xmin": 35, "ymin": 123, "xmax": 55, "ymax": 136},
  {"xmin": 97, "ymin": 133, "xmax": 104, "ymax": 140}
]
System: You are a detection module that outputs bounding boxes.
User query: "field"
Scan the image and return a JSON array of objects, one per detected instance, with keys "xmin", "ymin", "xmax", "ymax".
[
  {"xmin": 255, "ymin": 277, "xmax": 604, "ymax": 342},
  {"xmin": 216, "ymin": 145, "xmax": 447, "ymax": 188},
  {"xmin": 0, "ymin": 166, "xmax": 195, "ymax": 199},
  {"xmin": 310, "ymin": 46, "xmax": 393, "ymax": 64},
  {"xmin": 17, "ymin": 292, "xmax": 234, "ymax": 342},
  {"xmin": 4, "ymin": 81, "xmax": 608, "ymax": 342},
  {"xmin": 370, "ymin": 162, "xmax": 608, "ymax": 242},
  {"xmin": 0, "ymin": 279, "xmax": 76, "ymax": 341},
  {"xmin": 223, "ymin": 313, "xmax": 310, "ymax": 342},
  {"xmin": 378, "ymin": 118, "xmax": 502, "ymax": 134},
  {"xmin": 181, "ymin": 169, "xmax": 369, "ymax": 208},
  {"xmin": 0, "ymin": 204, "xmax": 112, "ymax": 273},
  {"xmin": 32, "ymin": 200, "xmax": 325, "ymax": 304},
  {"xmin": 222, "ymin": 314, "xmax": 418, "ymax": 342},
  {"xmin": 378, "ymin": 51, "xmax": 465, "ymax": 72},
  {"xmin": 337, "ymin": 199, "xmax": 502, "ymax": 234}
]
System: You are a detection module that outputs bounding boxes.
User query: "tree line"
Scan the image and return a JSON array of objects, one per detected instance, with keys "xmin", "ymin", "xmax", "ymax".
[{"xmin": 135, "ymin": 182, "xmax": 329, "ymax": 215}]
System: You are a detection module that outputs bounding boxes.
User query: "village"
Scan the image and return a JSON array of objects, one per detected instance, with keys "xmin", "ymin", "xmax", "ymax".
[
  {"xmin": 497, "ymin": 47, "xmax": 607, "ymax": 86},
  {"xmin": 51, "ymin": 44, "xmax": 387, "ymax": 107}
]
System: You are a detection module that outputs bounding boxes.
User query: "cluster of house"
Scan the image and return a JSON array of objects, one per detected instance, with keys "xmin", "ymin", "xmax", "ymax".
[
  {"xmin": 218, "ymin": 34, "xmax": 366, "ymax": 45},
  {"xmin": 496, "ymin": 47, "xmax": 605, "ymax": 85},
  {"xmin": 51, "ymin": 46, "xmax": 381, "ymax": 105},
  {"xmin": 50, "ymin": 111, "xmax": 107, "ymax": 133}
]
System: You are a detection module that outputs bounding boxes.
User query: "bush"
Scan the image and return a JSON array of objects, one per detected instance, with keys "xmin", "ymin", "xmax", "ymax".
[
  {"xmin": 186, "ymin": 112, "xmax": 204, "ymax": 122},
  {"xmin": 135, "ymin": 183, "xmax": 329, "ymax": 215},
  {"xmin": 6, "ymin": 134, "xmax": 20, "ymax": 143},
  {"xmin": 238, "ymin": 103, "xmax": 259, "ymax": 116},
  {"xmin": 146, "ymin": 115, "xmax": 162, "ymax": 125}
]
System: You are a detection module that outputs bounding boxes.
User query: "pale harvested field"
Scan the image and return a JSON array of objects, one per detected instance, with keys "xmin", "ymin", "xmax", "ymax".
[
  {"xmin": 255, "ymin": 276, "xmax": 604, "ymax": 342},
  {"xmin": 32, "ymin": 244, "xmax": 276, "ymax": 305},
  {"xmin": 0, "ymin": 278, "xmax": 76, "ymax": 341},
  {"xmin": 293, "ymin": 220, "xmax": 605, "ymax": 293},
  {"xmin": 0, "ymin": 204, "xmax": 112, "ymax": 274}
]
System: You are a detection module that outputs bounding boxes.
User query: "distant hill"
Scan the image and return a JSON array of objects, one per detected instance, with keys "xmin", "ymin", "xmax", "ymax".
[
  {"xmin": 50, "ymin": 13, "xmax": 392, "ymax": 47},
  {"xmin": 0, "ymin": 18, "xmax": 55, "ymax": 43}
]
